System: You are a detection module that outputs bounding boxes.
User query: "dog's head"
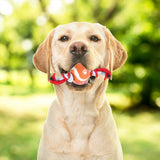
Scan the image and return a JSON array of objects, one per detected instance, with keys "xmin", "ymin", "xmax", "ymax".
[{"xmin": 33, "ymin": 22, "xmax": 127, "ymax": 91}]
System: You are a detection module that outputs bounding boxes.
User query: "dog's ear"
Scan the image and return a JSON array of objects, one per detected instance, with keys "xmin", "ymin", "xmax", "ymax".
[
  {"xmin": 103, "ymin": 27, "xmax": 127, "ymax": 75},
  {"xmin": 33, "ymin": 29, "xmax": 55, "ymax": 80}
]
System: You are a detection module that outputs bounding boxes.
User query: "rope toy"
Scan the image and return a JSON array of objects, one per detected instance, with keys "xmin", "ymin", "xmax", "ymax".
[{"xmin": 49, "ymin": 63, "xmax": 111, "ymax": 85}]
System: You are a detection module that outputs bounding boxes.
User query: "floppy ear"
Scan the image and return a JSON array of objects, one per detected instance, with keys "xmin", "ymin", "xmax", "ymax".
[
  {"xmin": 33, "ymin": 29, "xmax": 55, "ymax": 80},
  {"xmin": 103, "ymin": 27, "xmax": 127, "ymax": 74}
]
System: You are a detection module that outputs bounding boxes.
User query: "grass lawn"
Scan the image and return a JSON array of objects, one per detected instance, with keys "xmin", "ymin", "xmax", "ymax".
[{"xmin": 0, "ymin": 94, "xmax": 160, "ymax": 160}]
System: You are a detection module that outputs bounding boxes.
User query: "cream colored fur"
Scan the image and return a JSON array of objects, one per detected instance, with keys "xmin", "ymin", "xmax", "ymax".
[{"xmin": 33, "ymin": 22, "xmax": 127, "ymax": 160}]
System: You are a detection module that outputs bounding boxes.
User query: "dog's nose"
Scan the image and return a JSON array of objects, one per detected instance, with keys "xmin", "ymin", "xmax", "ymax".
[{"xmin": 69, "ymin": 42, "xmax": 88, "ymax": 56}]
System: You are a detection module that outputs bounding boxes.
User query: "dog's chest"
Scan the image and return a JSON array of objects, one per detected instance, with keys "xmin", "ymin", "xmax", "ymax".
[{"xmin": 64, "ymin": 104, "xmax": 99, "ymax": 154}]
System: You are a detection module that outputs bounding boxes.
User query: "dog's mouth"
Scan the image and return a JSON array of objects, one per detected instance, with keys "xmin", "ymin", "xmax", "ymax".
[
  {"xmin": 60, "ymin": 67, "xmax": 96, "ymax": 90},
  {"xmin": 66, "ymin": 76, "xmax": 96, "ymax": 90},
  {"xmin": 60, "ymin": 68, "xmax": 68, "ymax": 74}
]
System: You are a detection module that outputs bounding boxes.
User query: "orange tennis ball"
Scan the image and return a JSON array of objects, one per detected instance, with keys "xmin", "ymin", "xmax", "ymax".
[{"xmin": 70, "ymin": 63, "xmax": 90, "ymax": 85}]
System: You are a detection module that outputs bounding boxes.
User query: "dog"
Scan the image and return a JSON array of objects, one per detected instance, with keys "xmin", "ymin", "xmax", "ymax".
[{"xmin": 33, "ymin": 22, "xmax": 127, "ymax": 160}]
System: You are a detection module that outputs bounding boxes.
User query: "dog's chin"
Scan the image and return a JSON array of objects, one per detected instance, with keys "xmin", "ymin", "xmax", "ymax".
[{"xmin": 66, "ymin": 76, "xmax": 96, "ymax": 91}]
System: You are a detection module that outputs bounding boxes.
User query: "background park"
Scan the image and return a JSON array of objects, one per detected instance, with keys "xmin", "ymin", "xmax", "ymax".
[{"xmin": 0, "ymin": 0, "xmax": 160, "ymax": 159}]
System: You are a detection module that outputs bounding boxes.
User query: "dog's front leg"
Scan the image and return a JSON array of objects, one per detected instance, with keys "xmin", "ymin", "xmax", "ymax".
[
  {"xmin": 38, "ymin": 151, "xmax": 83, "ymax": 160},
  {"xmin": 85, "ymin": 153, "xmax": 122, "ymax": 160}
]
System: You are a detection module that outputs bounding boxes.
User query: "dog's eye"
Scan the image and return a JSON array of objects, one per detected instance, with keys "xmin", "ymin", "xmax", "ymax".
[
  {"xmin": 59, "ymin": 36, "xmax": 69, "ymax": 42},
  {"xmin": 90, "ymin": 35, "xmax": 100, "ymax": 42}
]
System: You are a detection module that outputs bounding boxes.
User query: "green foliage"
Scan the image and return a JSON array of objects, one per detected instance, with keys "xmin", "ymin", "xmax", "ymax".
[{"xmin": 0, "ymin": 0, "xmax": 160, "ymax": 108}]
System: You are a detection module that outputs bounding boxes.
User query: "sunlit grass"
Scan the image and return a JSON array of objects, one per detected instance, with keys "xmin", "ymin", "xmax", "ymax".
[
  {"xmin": 114, "ymin": 110, "xmax": 160, "ymax": 160},
  {"xmin": 0, "ymin": 94, "xmax": 160, "ymax": 160},
  {"xmin": 0, "ymin": 94, "xmax": 52, "ymax": 160}
]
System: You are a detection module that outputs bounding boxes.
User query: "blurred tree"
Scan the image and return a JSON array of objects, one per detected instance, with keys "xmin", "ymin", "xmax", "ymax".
[{"xmin": 0, "ymin": 0, "xmax": 159, "ymax": 108}]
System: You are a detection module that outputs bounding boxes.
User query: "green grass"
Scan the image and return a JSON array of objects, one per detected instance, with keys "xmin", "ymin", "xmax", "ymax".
[
  {"xmin": 114, "ymin": 110, "xmax": 160, "ymax": 160},
  {"xmin": 0, "ymin": 94, "xmax": 160, "ymax": 160}
]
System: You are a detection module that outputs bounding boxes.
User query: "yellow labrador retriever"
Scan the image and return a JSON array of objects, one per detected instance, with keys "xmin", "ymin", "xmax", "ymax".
[{"xmin": 33, "ymin": 22, "xmax": 127, "ymax": 160}]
